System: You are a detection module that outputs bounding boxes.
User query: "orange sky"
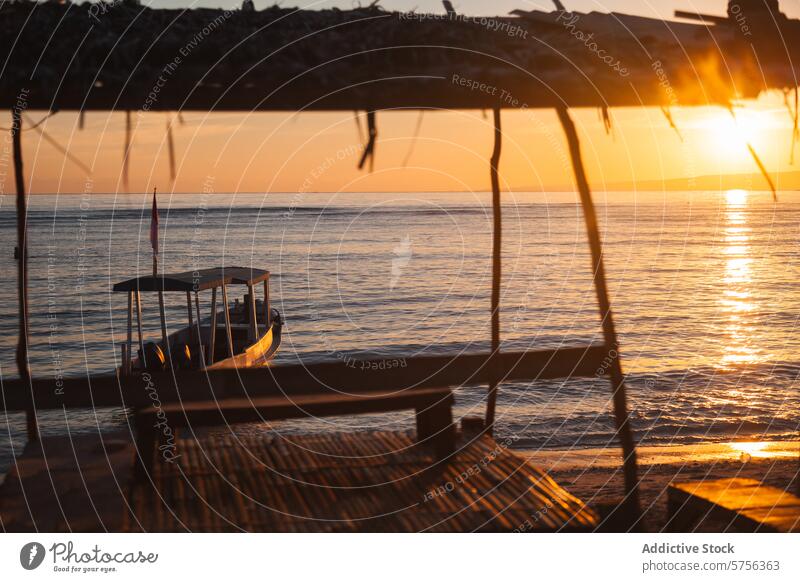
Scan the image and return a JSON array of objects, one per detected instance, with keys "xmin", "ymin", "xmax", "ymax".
[{"xmin": 4, "ymin": 92, "xmax": 797, "ymax": 195}]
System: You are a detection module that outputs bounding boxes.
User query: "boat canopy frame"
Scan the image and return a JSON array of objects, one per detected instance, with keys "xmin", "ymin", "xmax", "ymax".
[{"xmin": 112, "ymin": 267, "xmax": 270, "ymax": 293}]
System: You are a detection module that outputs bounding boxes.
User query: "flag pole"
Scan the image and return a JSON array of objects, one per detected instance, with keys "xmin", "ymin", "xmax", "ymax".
[{"xmin": 151, "ymin": 187, "xmax": 169, "ymax": 355}]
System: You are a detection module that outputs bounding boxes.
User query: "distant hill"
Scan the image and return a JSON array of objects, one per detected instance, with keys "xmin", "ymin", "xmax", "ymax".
[{"xmin": 608, "ymin": 171, "xmax": 800, "ymax": 192}]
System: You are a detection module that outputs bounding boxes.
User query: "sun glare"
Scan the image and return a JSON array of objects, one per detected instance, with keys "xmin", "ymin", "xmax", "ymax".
[
  {"xmin": 725, "ymin": 189, "xmax": 748, "ymax": 206},
  {"xmin": 704, "ymin": 110, "xmax": 766, "ymax": 158},
  {"xmin": 728, "ymin": 441, "xmax": 797, "ymax": 460},
  {"xmin": 730, "ymin": 442, "xmax": 767, "ymax": 456}
]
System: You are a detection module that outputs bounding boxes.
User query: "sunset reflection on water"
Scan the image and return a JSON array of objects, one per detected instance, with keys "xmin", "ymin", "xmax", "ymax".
[
  {"xmin": 728, "ymin": 441, "xmax": 798, "ymax": 460},
  {"xmin": 719, "ymin": 190, "xmax": 763, "ymax": 369}
]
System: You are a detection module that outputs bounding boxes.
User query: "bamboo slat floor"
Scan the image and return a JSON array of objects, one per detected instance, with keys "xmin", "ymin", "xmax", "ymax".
[
  {"xmin": 124, "ymin": 430, "xmax": 598, "ymax": 532},
  {"xmin": 1, "ymin": 429, "xmax": 597, "ymax": 532}
]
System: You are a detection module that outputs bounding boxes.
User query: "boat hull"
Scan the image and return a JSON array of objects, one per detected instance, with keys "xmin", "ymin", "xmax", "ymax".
[
  {"xmin": 121, "ymin": 313, "xmax": 282, "ymax": 374},
  {"xmin": 207, "ymin": 322, "xmax": 281, "ymax": 370}
]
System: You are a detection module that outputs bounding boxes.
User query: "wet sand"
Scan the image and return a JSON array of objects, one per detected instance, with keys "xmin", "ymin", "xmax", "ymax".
[{"xmin": 525, "ymin": 441, "xmax": 800, "ymax": 531}]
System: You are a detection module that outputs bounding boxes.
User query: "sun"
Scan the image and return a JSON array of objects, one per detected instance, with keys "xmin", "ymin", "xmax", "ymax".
[
  {"xmin": 725, "ymin": 189, "xmax": 748, "ymax": 205},
  {"xmin": 702, "ymin": 110, "xmax": 763, "ymax": 156}
]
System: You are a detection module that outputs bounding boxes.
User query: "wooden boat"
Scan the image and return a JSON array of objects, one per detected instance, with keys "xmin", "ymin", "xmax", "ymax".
[{"xmin": 113, "ymin": 267, "xmax": 281, "ymax": 374}]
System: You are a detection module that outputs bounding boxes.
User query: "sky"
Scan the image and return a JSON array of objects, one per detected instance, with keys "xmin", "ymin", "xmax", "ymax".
[{"xmin": 6, "ymin": 1, "xmax": 800, "ymax": 195}]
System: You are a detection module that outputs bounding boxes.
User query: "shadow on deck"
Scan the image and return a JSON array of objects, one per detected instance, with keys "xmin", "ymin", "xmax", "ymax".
[{"xmin": 1, "ymin": 429, "xmax": 597, "ymax": 532}]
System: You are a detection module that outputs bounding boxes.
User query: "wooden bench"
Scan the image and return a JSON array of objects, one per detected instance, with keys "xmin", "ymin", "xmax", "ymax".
[
  {"xmin": 135, "ymin": 387, "xmax": 455, "ymax": 475},
  {"xmin": 668, "ymin": 478, "xmax": 800, "ymax": 532}
]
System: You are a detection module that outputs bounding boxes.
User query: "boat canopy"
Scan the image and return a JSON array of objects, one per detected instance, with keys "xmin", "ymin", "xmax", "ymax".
[{"xmin": 113, "ymin": 267, "xmax": 270, "ymax": 293}]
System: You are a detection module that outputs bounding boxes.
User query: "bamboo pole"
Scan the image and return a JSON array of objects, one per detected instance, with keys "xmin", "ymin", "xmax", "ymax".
[
  {"xmin": 484, "ymin": 108, "xmax": 502, "ymax": 434},
  {"xmin": 556, "ymin": 106, "xmax": 640, "ymax": 524},
  {"xmin": 12, "ymin": 106, "xmax": 37, "ymax": 441}
]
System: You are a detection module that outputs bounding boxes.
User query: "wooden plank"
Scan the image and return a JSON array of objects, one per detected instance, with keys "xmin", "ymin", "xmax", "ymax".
[
  {"xmin": 138, "ymin": 387, "xmax": 453, "ymax": 427},
  {"xmin": 668, "ymin": 478, "xmax": 800, "ymax": 532},
  {"xmin": 1, "ymin": 345, "xmax": 610, "ymax": 410},
  {"xmin": 135, "ymin": 387, "xmax": 455, "ymax": 474},
  {"xmin": 1, "ymin": 345, "xmax": 609, "ymax": 410}
]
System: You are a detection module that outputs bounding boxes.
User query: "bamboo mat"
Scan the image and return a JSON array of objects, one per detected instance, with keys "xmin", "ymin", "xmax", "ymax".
[{"xmin": 125, "ymin": 430, "xmax": 597, "ymax": 532}]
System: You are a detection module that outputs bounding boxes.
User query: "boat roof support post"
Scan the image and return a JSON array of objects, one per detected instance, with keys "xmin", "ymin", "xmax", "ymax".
[
  {"xmin": 12, "ymin": 105, "xmax": 37, "ymax": 441},
  {"xmin": 135, "ymin": 290, "xmax": 145, "ymax": 365},
  {"xmin": 556, "ymin": 106, "xmax": 641, "ymax": 525},
  {"xmin": 153, "ymin": 254, "xmax": 169, "ymax": 359},
  {"xmin": 263, "ymin": 279, "xmax": 270, "ymax": 328},
  {"xmin": 221, "ymin": 284, "xmax": 234, "ymax": 359},
  {"xmin": 156, "ymin": 289, "xmax": 169, "ymax": 360},
  {"xmin": 484, "ymin": 108, "xmax": 503, "ymax": 435},
  {"xmin": 247, "ymin": 284, "xmax": 258, "ymax": 343}
]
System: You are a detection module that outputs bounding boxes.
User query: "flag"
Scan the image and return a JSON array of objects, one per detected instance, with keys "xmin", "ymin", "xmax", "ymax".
[{"xmin": 150, "ymin": 188, "xmax": 159, "ymax": 255}]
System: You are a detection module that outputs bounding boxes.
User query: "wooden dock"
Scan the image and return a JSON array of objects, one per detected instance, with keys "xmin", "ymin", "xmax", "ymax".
[
  {"xmin": 1, "ymin": 428, "xmax": 597, "ymax": 533},
  {"xmin": 668, "ymin": 478, "xmax": 800, "ymax": 533}
]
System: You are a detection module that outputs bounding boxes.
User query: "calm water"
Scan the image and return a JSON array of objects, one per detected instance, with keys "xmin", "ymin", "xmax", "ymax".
[{"xmin": 1, "ymin": 191, "xmax": 799, "ymax": 472}]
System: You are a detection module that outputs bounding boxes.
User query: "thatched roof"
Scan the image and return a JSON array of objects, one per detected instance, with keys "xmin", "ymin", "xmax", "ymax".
[{"xmin": 0, "ymin": 2, "xmax": 798, "ymax": 111}]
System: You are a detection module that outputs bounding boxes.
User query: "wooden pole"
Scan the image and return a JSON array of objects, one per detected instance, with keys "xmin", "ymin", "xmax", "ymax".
[
  {"xmin": 221, "ymin": 284, "xmax": 234, "ymax": 359},
  {"xmin": 121, "ymin": 344, "xmax": 129, "ymax": 376},
  {"xmin": 484, "ymin": 108, "xmax": 502, "ymax": 434},
  {"xmin": 126, "ymin": 291, "xmax": 133, "ymax": 374},
  {"xmin": 186, "ymin": 291, "xmax": 194, "ymax": 328},
  {"xmin": 123, "ymin": 110, "xmax": 131, "ymax": 191},
  {"xmin": 154, "ymin": 254, "xmax": 168, "ymax": 356},
  {"xmin": 12, "ymin": 106, "xmax": 37, "ymax": 441},
  {"xmin": 194, "ymin": 291, "xmax": 204, "ymax": 366},
  {"xmin": 556, "ymin": 106, "xmax": 640, "ymax": 524},
  {"xmin": 208, "ymin": 287, "xmax": 218, "ymax": 365},
  {"xmin": 135, "ymin": 290, "xmax": 145, "ymax": 365}
]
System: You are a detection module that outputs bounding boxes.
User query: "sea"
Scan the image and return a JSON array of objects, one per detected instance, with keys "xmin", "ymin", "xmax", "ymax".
[{"xmin": 1, "ymin": 190, "xmax": 799, "ymax": 474}]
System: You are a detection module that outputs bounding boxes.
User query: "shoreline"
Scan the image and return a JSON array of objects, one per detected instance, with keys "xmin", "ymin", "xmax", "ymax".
[
  {"xmin": 526, "ymin": 440, "xmax": 800, "ymax": 531},
  {"xmin": 524, "ymin": 440, "xmax": 800, "ymax": 471}
]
